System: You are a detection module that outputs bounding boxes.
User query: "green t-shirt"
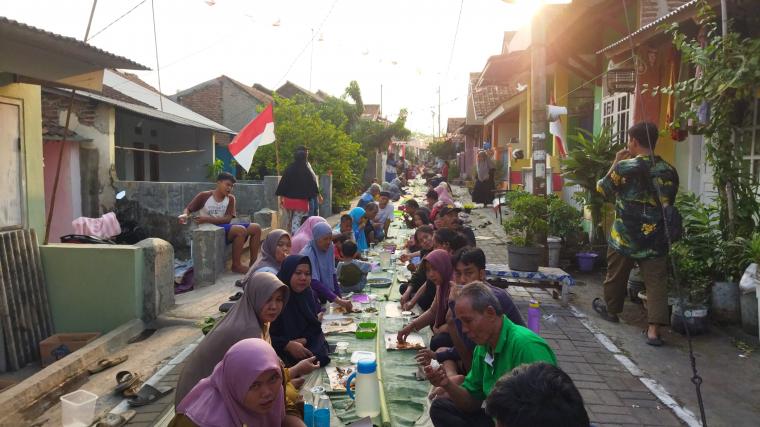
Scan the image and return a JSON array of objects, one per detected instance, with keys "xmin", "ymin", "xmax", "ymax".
[{"xmin": 462, "ymin": 316, "xmax": 557, "ymax": 401}]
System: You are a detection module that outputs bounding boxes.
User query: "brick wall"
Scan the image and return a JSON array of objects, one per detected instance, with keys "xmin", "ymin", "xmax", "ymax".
[
  {"xmin": 173, "ymin": 80, "xmax": 223, "ymax": 124},
  {"xmin": 640, "ymin": 0, "xmax": 689, "ymax": 26},
  {"xmin": 41, "ymin": 92, "xmax": 98, "ymax": 127}
]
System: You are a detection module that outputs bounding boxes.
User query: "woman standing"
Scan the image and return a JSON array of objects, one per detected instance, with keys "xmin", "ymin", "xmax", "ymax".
[
  {"xmin": 271, "ymin": 255, "xmax": 331, "ymax": 367},
  {"xmin": 290, "ymin": 216, "xmax": 327, "ymax": 255},
  {"xmin": 472, "ymin": 150, "xmax": 495, "ymax": 206},
  {"xmin": 172, "ymin": 339, "xmax": 294, "ymax": 427},
  {"xmin": 276, "ymin": 149, "xmax": 320, "ymax": 234}
]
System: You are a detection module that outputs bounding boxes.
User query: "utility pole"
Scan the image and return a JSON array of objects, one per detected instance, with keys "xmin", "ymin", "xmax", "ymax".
[
  {"xmin": 380, "ymin": 84, "xmax": 383, "ymax": 117},
  {"xmin": 438, "ymin": 86, "xmax": 442, "ymax": 137},
  {"xmin": 530, "ymin": 11, "xmax": 548, "ymax": 195},
  {"xmin": 309, "ymin": 28, "xmax": 314, "ymax": 90}
]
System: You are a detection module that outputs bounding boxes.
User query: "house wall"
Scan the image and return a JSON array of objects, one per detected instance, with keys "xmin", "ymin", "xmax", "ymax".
[
  {"xmin": 0, "ymin": 83, "xmax": 45, "ymax": 241},
  {"xmin": 222, "ymin": 80, "xmax": 262, "ymax": 132},
  {"xmin": 41, "ymin": 244, "xmax": 143, "ymax": 334},
  {"xmin": 43, "ymin": 141, "xmax": 81, "ymax": 243},
  {"xmin": 115, "ymin": 110, "xmax": 213, "ymax": 183},
  {"xmin": 173, "ymin": 80, "xmax": 223, "ymax": 124},
  {"xmin": 113, "ymin": 180, "xmax": 270, "ymax": 252}
]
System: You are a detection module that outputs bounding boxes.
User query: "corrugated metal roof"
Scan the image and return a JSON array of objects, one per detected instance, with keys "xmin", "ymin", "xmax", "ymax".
[
  {"xmin": 0, "ymin": 16, "xmax": 148, "ymax": 70},
  {"xmin": 597, "ymin": 0, "xmax": 701, "ymax": 55}
]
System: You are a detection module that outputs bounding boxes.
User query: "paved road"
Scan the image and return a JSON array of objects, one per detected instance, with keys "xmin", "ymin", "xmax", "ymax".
[{"xmin": 124, "ymin": 193, "xmax": 690, "ymax": 426}]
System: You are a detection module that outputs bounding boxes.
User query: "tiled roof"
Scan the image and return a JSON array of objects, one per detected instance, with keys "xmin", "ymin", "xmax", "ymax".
[
  {"xmin": 469, "ymin": 72, "xmax": 517, "ymax": 119},
  {"xmin": 447, "ymin": 117, "xmax": 465, "ymax": 134},
  {"xmin": 362, "ymin": 104, "xmax": 381, "ymax": 119},
  {"xmin": 275, "ymin": 81, "xmax": 325, "ymax": 103},
  {"xmin": 223, "ymin": 76, "xmax": 274, "ymax": 104},
  {"xmin": 0, "ymin": 17, "xmax": 148, "ymax": 71}
]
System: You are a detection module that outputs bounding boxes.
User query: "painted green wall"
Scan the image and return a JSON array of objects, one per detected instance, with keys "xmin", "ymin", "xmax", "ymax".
[
  {"xmin": 41, "ymin": 244, "xmax": 144, "ymax": 334},
  {"xmin": 0, "ymin": 83, "xmax": 45, "ymax": 242}
]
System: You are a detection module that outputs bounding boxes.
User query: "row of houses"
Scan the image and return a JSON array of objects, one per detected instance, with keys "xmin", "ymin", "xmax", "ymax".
[{"xmin": 447, "ymin": 0, "xmax": 759, "ymax": 203}]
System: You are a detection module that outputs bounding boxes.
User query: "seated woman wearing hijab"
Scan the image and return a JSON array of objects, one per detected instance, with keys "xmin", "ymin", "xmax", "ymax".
[
  {"xmin": 271, "ymin": 255, "xmax": 332, "ymax": 367},
  {"xmin": 171, "ymin": 338, "xmax": 301, "ymax": 427},
  {"xmin": 175, "ymin": 272, "xmax": 319, "ymax": 415},
  {"xmin": 290, "ymin": 216, "xmax": 327, "ymax": 255},
  {"xmin": 300, "ymin": 222, "xmax": 353, "ymax": 312},
  {"xmin": 348, "ymin": 207, "xmax": 369, "ymax": 252},
  {"xmin": 235, "ymin": 230, "xmax": 291, "ymax": 287}
]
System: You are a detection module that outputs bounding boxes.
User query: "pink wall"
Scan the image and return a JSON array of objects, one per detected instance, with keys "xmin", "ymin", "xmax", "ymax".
[{"xmin": 43, "ymin": 141, "xmax": 81, "ymax": 242}]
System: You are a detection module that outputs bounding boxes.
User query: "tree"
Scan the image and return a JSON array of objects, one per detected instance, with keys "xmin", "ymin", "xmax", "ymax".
[
  {"xmin": 247, "ymin": 96, "xmax": 365, "ymax": 209},
  {"xmin": 427, "ymin": 138, "xmax": 457, "ymax": 160}
]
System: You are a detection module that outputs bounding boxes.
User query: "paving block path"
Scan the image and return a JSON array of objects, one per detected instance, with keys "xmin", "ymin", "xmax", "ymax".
[{"xmin": 124, "ymin": 198, "xmax": 687, "ymax": 426}]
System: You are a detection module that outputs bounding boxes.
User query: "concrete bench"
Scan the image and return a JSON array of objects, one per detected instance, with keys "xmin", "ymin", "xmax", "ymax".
[{"xmin": 191, "ymin": 210, "xmax": 279, "ymax": 287}]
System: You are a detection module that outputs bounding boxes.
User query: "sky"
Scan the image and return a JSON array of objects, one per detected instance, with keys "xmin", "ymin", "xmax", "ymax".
[{"xmin": 0, "ymin": 0, "xmax": 542, "ymax": 134}]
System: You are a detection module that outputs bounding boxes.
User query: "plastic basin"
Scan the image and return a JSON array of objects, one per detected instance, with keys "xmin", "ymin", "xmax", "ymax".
[{"xmin": 61, "ymin": 389, "xmax": 97, "ymax": 427}]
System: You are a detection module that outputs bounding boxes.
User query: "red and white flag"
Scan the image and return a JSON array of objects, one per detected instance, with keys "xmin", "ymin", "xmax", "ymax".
[{"xmin": 228, "ymin": 103, "xmax": 276, "ymax": 171}]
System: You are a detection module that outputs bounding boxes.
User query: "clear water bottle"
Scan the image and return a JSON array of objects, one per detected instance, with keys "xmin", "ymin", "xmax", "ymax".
[
  {"xmin": 314, "ymin": 394, "xmax": 331, "ymax": 427},
  {"xmin": 527, "ymin": 299, "xmax": 541, "ymax": 335}
]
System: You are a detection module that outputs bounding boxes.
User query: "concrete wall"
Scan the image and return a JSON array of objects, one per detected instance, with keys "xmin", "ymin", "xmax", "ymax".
[
  {"xmin": 0, "ymin": 83, "xmax": 45, "ymax": 242},
  {"xmin": 40, "ymin": 244, "xmax": 143, "ymax": 334},
  {"xmin": 221, "ymin": 79, "xmax": 263, "ymax": 132},
  {"xmin": 114, "ymin": 110, "xmax": 213, "ymax": 183},
  {"xmin": 114, "ymin": 180, "xmax": 272, "ymax": 252}
]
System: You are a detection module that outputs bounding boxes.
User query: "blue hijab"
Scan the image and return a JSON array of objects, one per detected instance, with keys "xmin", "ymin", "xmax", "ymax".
[
  {"xmin": 349, "ymin": 207, "xmax": 368, "ymax": 251},
  {"xmin": 300, "ymin": 222, "xmax": 337, "ymax": 292}
]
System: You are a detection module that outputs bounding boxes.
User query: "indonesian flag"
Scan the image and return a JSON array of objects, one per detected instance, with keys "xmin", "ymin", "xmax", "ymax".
[{"xmin": 228, "ymin": 103, "xmax": 276, "ymax": 171}]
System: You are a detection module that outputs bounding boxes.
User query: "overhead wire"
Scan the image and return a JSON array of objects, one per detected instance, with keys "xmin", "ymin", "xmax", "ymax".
[
  {"xmin": 444, "ymin": 0, "xmax": 465, "ymax": 79},
  {"xmin": 86, "ymin": 0, "xmax": 146, "ymax": 41}
]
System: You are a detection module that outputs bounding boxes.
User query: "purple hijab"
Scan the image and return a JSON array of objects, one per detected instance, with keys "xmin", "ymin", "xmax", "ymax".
[
  {"xmin": 425, "ymin": 249, "xmax": 454, "ymax": 328},
  {"xmin": 291, "ymin": 216, "xmax": 327, "ymax": 254},
  {"xmin": 177, "ymin": 338, "xmax": 285, "ymax": 427}
]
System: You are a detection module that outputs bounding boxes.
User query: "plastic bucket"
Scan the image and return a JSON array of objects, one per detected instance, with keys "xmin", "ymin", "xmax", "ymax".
[
  {"xmin": 547, "ymin": 237, "xmax": 562, "ymax": 268},
  {"xmin": 576, "ymin": 252, "xmax": 598, "ymax": 272},
  {"xmin": 61, "ymin": 389, "xmax": 97, "ymax": 427},
  {"xmin": 507, "ymin": 244, "xmax": 543, "ymax": 272}
]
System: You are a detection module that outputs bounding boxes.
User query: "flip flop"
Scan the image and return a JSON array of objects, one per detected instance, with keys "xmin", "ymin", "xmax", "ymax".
[
  {"xmin": 592, "ymin": 298, "xmax": 619, "ymax": 323},
  {"xmin": 114, "ymin": 371, "xmax": 140, "ymax": 395},
  {"xmin": 88, "ymin": 355, "xmax": 129, "ymax": 375},
  {"xmin": 234, "ymin": 279, "xmax": 245, "ymax": 288},
  {"xmin": 91, "ymin": 410, "xmax": 136, "ymax": 427},
  {"xmin": 127, "ymin": 384, "xmax": 174, "ymax": 407},
  {"xmin": 229, "ymin": 291, "xmax": 243, "ymax": 301},
  {"xmin": 219, "ymin": 302, "xmax": 235, "ymax": 313},
  {"xmin": 643, "ymin": 330, "xmax": 664, "ymax": 347}
]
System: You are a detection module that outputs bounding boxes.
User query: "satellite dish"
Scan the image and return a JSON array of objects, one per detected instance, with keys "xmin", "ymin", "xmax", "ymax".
[{"xmin": 116, "ymin": 191, "xmax": 127, "ymax": 200}]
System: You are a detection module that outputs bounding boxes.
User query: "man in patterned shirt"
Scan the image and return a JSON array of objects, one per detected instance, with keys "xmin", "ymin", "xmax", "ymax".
[{"xmin": 592, "ymin": 122, "xmax": 678, "ymax": 346}]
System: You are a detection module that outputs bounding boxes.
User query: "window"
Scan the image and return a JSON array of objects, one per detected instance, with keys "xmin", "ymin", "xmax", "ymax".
[
  {"xmin": 601, "ymin": 92, "xmax": 633, "ymax": 145},
  {"xmin": 739, "ymin": 98, "xmax": 760, "ymax": 185}
]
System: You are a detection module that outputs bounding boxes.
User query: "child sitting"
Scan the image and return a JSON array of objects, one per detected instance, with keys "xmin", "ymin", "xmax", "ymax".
[
  {"xmin": 333, "ymin": 214, "xmax": 354, "ymax": 259},
  {"xmin": 336, "ymin": 241, "xmax": 372, "ymax": 293}
]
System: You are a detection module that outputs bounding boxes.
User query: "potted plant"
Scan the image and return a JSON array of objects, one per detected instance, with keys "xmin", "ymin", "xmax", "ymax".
[
  {"xmin": 503, "ymin": 192, "xmax": 548, "ymax": 272},
  {"xmin": 547, "ymin": 195, "xmax": 583, "ymax": 268},
  {"xmin": 561, "ymin": 125, "xmax": 623, "ymax": 256},
  {"xmin": 669, "ymin": 242, "xmax": 711, "ymax": 335},
  {"xmin": 463, "ymin": 203, "xmax": 475, "ymax": 214}
]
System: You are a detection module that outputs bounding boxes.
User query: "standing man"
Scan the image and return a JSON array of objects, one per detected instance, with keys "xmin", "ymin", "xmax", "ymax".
[
  {"xmin": 424, "ymin": 283, "xmax": 556, "ymax": 427},
  {"xmin": 592, "ymin": 122, "xmax": 679, "ymax": 346},
  {"xmin": 180, "ymin": 172, "xmax": 262, "ymax": 274}
]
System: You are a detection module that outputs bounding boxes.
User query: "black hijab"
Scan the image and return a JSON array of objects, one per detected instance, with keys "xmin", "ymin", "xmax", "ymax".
[
  {"xmin": 270, "ymin": 255, "xmax": 330, "ymax": 366},
  {"xmin": 275, "ymin": 150, "xmax": 319, "ymax": 199}
]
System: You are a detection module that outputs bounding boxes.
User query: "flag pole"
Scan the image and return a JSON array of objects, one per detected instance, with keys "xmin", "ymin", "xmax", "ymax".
[{"xmin": 275, "ymin": 139, "xmax": 281, "ymax": 174}]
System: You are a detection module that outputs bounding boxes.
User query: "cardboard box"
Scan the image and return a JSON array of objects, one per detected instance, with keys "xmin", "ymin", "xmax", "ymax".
[{"xmin": 39, "ymin": 333, "xmax": 100, "ymax": 367}]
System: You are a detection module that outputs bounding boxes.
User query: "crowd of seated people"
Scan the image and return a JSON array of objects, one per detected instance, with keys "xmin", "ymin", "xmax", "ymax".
[{"xmin": 171, "ymin": 169, "xmax": 589, "ymax": 427}]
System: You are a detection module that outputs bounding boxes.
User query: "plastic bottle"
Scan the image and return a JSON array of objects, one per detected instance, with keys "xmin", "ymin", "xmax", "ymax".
[
  {"xmin": 345, "ymin": 359, "xmax": 381, "ymax": 418},
  {"xmin": 303, "ymin": 388, "xmax": 314, "ymax": 427},
  {"xmin": 314, "ymin": 394, "xmax": 331, "ymax": 427},
  {"xmin": 527, "ymin": 299, "xmax": 541, "ymax": 335}
]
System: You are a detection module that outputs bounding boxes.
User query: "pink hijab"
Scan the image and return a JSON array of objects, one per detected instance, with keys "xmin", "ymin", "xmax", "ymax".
[
  {"xmin": 434, "ymin": 184, "xmax": 454, "ymax": 205},
  {"xmin": 425, "ymin": 249, "xmax": 454, "ymax": 328},
  {"xmin": 290, "ymin": 216, "xmax": 327, "ymax": 254},
  {"xmin": 177, "ymin": 338, "xmax": 285, "ymax": 427}
]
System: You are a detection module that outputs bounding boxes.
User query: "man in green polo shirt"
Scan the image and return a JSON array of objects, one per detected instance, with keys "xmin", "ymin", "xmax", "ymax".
[{"xmin": 424, "ymin": 282, "xmax": 556, "ymax": 426}]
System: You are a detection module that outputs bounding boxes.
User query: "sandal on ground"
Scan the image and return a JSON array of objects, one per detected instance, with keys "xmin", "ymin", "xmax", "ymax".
[
  {"xmin": 643, "ymin": 330, "xmax": 664, "ymax": 347},
  {"xmin": 91, "ymin": 410, "xmax": 135, "ymax": 427},
  {"xmin": 88, "ymin": 355, "xmax": 128, "ymax": 375},
  {"xmin": 234, "ymin": 279, "xmax": 245, "ymax": 288},
  {"xmin": 229, "ymin": 291, "xmax": 243, "ymax": 301},
  {"xmin": 114, "ymin": 371, "xmax": 140, "ymax": 395},
  {"xmin": 592, "ymin": 298, "xmax": 619, "ymax": 323},
  {"xmin": 219, "ymin": 302, "xmax": 235, "ymax": 313},
  {"xmin": 127, "ymin": 384, "xmax": 174, "ymax": 407}
]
